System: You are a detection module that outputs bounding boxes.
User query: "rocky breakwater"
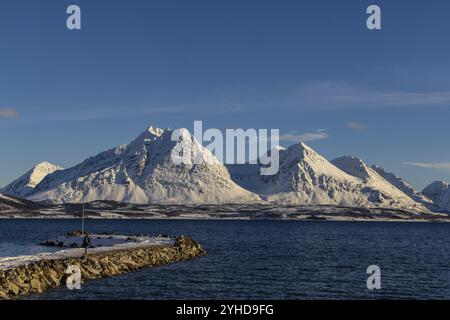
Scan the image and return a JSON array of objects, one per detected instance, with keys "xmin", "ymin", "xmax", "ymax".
[{"xmin": 0, "ymin": 236, "xmax": 206, "ymax": 299}]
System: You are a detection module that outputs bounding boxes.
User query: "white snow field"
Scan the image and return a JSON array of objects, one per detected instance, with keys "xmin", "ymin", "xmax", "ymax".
[{"xmin": 0, "ymin": 235, "xmax": 174, "ymax": 271}]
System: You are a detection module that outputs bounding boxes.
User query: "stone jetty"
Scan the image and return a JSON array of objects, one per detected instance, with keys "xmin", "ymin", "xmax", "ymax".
[{"xmin": 0, "ymin": 236, "xmax": 206, "ymax": 299}]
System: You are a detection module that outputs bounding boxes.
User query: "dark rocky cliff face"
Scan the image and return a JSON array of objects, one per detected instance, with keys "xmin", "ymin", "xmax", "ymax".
[{"xmin": 0, "ymin": 236, "xmax": 206, "ymax": 299}]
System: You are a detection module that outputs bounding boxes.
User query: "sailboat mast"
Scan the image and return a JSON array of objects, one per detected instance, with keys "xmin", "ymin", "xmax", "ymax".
[{"xmin": 81, "ymin": 196, "xmax": 85, "ymax": 235}]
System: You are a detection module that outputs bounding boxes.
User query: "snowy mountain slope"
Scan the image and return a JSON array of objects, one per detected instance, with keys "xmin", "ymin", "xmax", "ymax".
[
  {"xmin": 1, "ymin": 162, "xmax": 63, "ymax": 198},
  {"xmin": 371, "ymin": 165, "xmax": 434, "ymax": 205},
  {"xmin": 226, "ymin": 146, "xmax": 287, "ymax": 192},
  {"xmin": 29, "ymin": 126, "xmax": 260, "ymax": 205},
  {"xmin": 229, "ymin": 143, "xmax": 429, "ymax": 211},
  {"xmin": 332, "ymin": 156, "xmax": 428, "ymax": 210},
  {"xmin": 423, "ymin": 181, "xmax": 450, "ymax": 212}
]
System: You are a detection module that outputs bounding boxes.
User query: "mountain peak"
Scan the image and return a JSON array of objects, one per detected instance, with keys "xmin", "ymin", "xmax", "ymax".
[
  {"xmin": 1, "ymin": 161, "xmax": 63, "ymax": 198},
  {"xmin": 25, "ymin": 162, "xmax": 64, "ymax": 187},
  {"xmin": 423, "ymin": 181, "xmax": 450, "ymax": 212},
  {"xmin": 298, "ymin": 141, "xmax": 308, "ymax": 148},
  {"xmin": 426, "ymin": 180, "xmax": 449, "ymax": 189},
  {"xmin": 285, "ymin": 142, "xmax": 319, "ymax": 159},
  {"xmin": 298, "ymin": 142, "xmax": 313, "ymax": 151},
  {"xmin": 35, "ymin": 161, "xmax": 57, "ymax": 168},
  {"xmin": 128, "ymin": 126, "xmax": 166, "ymax": 149},
  {"xmin": 146, "ymin": 126, "xmax": 164, "ymax": 137}
]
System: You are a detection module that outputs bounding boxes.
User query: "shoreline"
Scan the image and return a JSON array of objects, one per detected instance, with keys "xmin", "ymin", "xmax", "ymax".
[
  {"xmin": 0, "ymin": 236, "xmax": 206, "ymax": 299},
  {"xmin": 2, "ymin": 200, "xmax": 449, "ymax": 222},
  {"xmin": 0, "ymin": 215, "xmax": 449, "ymax": 223}
]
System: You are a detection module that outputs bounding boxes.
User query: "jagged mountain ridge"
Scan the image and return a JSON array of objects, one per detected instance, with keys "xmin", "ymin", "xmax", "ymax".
[
  {"xmin": 371, "ymin": 165, "xmax": 435, "ymax": 205},
  {"xmin": 331, "ymin": 156, "xmax": 429, "ymax": 211},
  {"xmin": 2, "ymin": 126, "xmax": 446, "ymax": 213},
  {"xmin": 229, "ymin": 143, "xmax": 429, "ymax": 212}
]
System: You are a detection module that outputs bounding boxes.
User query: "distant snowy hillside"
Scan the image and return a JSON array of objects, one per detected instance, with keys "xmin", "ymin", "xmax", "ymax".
[
  {"xmin": 1, "ymin": 162, "xmax": 63, "ymax": 198},
  {"xmin": 0, "ymin": 193, "xmax": 45, "ymax": 213},
  {"xmin": 332, "ymin": 156, "xmax": 428, "ymax": 211},
  {"xmin": 28, "ymin": 126, "xmax": 260, "ymax": 205},
  {"xmin": 423, "ymin": 181, "xmax": 450, "ymax": 212}
]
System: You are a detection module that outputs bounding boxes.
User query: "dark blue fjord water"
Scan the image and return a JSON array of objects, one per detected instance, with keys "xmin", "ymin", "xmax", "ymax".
[{"xmin": 1, "ymin": 219, "xmax": 450, "ymax": 300}]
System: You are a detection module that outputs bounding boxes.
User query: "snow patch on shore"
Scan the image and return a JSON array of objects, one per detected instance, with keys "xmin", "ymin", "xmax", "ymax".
[{"xmin": 0, "ymin": 236, "xmax": 174, "ymax": 271}]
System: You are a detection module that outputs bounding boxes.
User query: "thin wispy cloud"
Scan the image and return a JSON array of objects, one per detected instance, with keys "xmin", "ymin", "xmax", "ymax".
[
  {"xmin": 279, "ymin": 129, "xmax": 329, "ymax": 142},
  {"xmin": 296, "ymin": 81, "xmax": 450, "ymax": 109},
  {"xmin": 404, "ymin": 162, "xmax": 450, "ymax": 170},
  {"xmin": 346, "ymin": 121, "xmax": 367, "ymax": 130},
  {"xmin": 0, "ymin": 108, "xmax": 19, "ymax": 119},
  {"xmin": 20, "ymin": 101, "xmax": 246, "ymax": 124}
]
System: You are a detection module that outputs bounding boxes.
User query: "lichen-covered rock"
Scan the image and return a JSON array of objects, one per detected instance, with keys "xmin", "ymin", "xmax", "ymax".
[
  {"xmin": 0, "ymin": 237, "xmax": 205, "ymax": 299},
  {"xmin": 8, "ymin": 281, "xmax": 20, "ymax": 295},
  {"xmin": 0, "ymin": 289, "xmax": 9, "ymax": 300},
  {"xmin": 30, "ymin": 277, "xmax": 45, "ymax": 293}
]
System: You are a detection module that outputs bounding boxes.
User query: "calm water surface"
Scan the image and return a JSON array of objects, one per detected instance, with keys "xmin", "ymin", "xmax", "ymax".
[{"xmin": 1, "ymin": 219, "xmax": 450, "ymax": 299}]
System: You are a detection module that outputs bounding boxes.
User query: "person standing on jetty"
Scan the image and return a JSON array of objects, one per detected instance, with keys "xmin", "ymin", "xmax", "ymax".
[
  {"xmin": 81, "ymin": 197, "xmax": 91, "ymax": 255},
  {"xmin": 82, "ymin": 233, "xmax": 91, "ymax": 255}
]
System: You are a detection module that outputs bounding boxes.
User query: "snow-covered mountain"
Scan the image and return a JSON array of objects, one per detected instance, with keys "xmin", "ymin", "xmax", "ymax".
[
  {"xmin": 1, "ymin": 162, "xmax": 63, "ymax": 198},
  {"xmin": 423, "ymin": 181, "xmax": 450, "ymax": 212},
  {"xmin": 3, "ymin": 126, "xmax": 445, "ymax": 213},
  {"xmin": 28, "ymin": 126, "xmax": 260, "ymax": 205},
  {"xmin": 371, "ymin": 165, "xmax": 434, "ymax": 205},
  {"xmin": 229, "ymin": 143, "xmax": 428, "ymax": 211},
  {"xmin": 331, "ymin": 156, "xmax": 428, "ymax": 210}
]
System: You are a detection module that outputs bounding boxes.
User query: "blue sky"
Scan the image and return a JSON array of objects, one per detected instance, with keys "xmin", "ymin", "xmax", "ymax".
[{"xmin": 1, "ymin": 0, "xmax": 450, "ymax": 190}]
